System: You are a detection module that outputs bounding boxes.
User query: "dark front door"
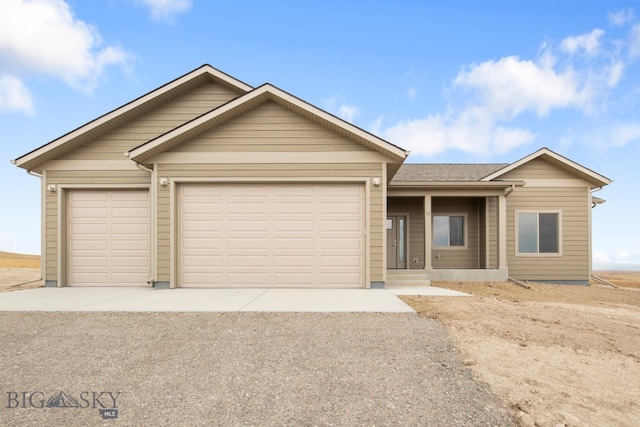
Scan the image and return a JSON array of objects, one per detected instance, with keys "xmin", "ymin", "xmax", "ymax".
[{"xmin": 386, "ymin": 215, "xmax": 407, "ymax": 269}]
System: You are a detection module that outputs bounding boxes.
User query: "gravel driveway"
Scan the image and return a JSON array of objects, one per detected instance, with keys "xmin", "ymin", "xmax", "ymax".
[{"xmin": 0, "ymin": 312, "xmax": 514, "ymax": 426}]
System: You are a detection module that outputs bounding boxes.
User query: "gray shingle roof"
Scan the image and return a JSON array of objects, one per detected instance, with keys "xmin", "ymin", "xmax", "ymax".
[{"xmin": 392, "ymin": 163, "xmax": 510, "ymax": 182}]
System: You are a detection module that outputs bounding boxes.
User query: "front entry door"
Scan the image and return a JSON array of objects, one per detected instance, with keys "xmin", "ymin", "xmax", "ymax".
[{"xmin": 386, "ymin": 215, "xmax": 407, "ymax": 269}]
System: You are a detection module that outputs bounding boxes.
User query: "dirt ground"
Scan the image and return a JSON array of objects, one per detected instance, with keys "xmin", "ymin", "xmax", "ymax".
[
  {"xmin": 402, "ymin": 273, "xmax": 640, "ymax": 427},
  {"xmin": 2, "ymin": 257, "xmax": 639, "ymax": 426},
  {"xmin": 0, "ymin": 268, "xmax": 43, "ymax": 292}
]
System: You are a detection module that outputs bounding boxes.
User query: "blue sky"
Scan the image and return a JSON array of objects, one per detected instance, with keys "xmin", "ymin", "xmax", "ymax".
[{"xmin": 1, "ymin": 0, "xmax": 639, "ymax": 269}]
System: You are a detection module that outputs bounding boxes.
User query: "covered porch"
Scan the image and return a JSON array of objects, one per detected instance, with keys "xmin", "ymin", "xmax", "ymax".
[{"xmin": 385, "ymin": 182, "xmax": 519, "ymax": 285}]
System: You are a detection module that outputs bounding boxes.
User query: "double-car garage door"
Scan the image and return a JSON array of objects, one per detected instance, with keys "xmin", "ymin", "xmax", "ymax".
[
  {"xmin": 67, "ymin": 184, "xmax": 365, "ymax": 288},
  {"xmin": 179, "ymin": 183, "xmax": 365, "ymax": 288}
]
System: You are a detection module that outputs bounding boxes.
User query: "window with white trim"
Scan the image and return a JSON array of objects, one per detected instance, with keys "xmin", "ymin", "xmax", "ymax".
[
  {"xmin": 433, "ymin": 215, "xmax": 465, "ymax": 248},
  {"xmin": 517, "ymin": 211, "xmax": 560, "ymax": 254}
]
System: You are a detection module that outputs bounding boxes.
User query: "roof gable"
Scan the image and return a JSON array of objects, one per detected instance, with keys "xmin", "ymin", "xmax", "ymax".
[
  {"xmin": 13, "ymin": 64, "xmax": 252, "ymax": 171},
  {"xmin": 127, "ymin": 83, "xmax": 408, "ymax": 165},
  {"xmin": 481, "ymin": 147, "xmax": 612, "ymax": 187}
]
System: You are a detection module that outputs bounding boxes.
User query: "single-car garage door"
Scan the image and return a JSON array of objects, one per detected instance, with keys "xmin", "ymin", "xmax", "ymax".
[
  {"xmin": 179, "ymin": 184, "xmax": 365, "ymax": 288},
  {"xmin": 68, "ymin": 191, "xmax": 150, "ymax": 286}
]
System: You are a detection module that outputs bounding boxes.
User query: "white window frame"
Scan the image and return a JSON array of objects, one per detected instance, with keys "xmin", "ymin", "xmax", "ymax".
[
  {"xmin": 515, "ymin": 210, "xmax": 563, "ymax": 257},
  {"xmin": 433, "ymin": 213, "xmax": 467, "ymax": 250}
]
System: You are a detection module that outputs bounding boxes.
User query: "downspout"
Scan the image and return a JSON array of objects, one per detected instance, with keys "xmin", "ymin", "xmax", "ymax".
[
  {"xmin": 129, "ymin": 155, "xmax": 156, "ymax": 286},
  {"xmin": 505, "ymin": 184, "xmax": 516, "ymax": 197},
  {"xmin": 499, "ymin": 184, "xmax": 517, "ymax": 276},
  {"xmin": 26, "ymin": 168, "xmax": 44, "ymax": 284}
]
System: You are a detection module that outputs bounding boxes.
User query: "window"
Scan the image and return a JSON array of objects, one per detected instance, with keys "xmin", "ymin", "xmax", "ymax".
[
  {"xmin": 433, "ymin": 215, "xmax": 465, "ymax": 247},
  {"xmin": 517, "ymin": 212, "xmax": 560, "ymax": 254}
]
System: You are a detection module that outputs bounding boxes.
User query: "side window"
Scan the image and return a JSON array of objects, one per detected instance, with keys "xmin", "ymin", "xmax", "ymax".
[
  {"xmin": 517, "ymin": 212, "xmax": 560, "ymax": 255},
  {"xmin": 433, "ymin": 215, "xmax": 465, "ymax": 248}
]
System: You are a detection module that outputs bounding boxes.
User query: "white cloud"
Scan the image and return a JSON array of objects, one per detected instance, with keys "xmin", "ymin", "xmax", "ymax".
[
  {"xmin": 560, "ymin": 29, "xmax": 605, "ymax": 56},
  {"xmin": 606, "ymin": 60, "xmax": 625, "ymax": 87},
  {"xmin": 381, "ymin": 22, "xmax": 640, "ymax": 157},
  {"xmin": 608, "ymin": 8, "xmax": 635, "ymax": 27},
  {"xmin": 370, "ymin": 116, "xmax": 384, "ymax": 136},
  {"xmin": 323, "ymin": 95, "xmax": 360, "ymax": 123},
  {"xmin": 0, "ymin": 74, "xmax": 34, "ymax": 114},
  {"xmin": 558, "ymin": 135, "xmax": 573, "ymax": 150},
  {"xmin": 0, "ymin": 0, "xmax": 131, "ymax": 95},
  {"xmin": 593, "ymin": 252, "xmax": 610, "ymax": 264},
  {"xmin": 136, "ymin": 0, "xmax": 192, "ymax": 22},
  {"xmin": 338, "ymin": 105, "xmax": 359, "ymax": 122},
  {"xmin": 0, "ymin": 231, "xmax": 17, "ymax": 252},
  {"xmin": 617, "ymin": 250, "xmax": 630, "ymax": 262},
  {"xmin": 453, "ymin": 56, "xmax": 590, "ymax": 117},
  {"xmin": 629, "ymin": 23, "xmax": 640, "ymax": 59},
  {"xmin": 610, "ymin": 122, "xmax": 640, "ymax": 147},
  {"xmin": 384, "ymin": 109, "xmax": 536, "ymax": 157}
]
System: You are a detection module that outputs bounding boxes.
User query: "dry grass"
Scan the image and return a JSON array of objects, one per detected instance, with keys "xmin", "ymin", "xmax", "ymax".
[
  {"xmin": 593, "ymin": 270, "xmax": 640, "ymax": 288},
  {"xmin": 0, "ymin": 251, "xmax": 40, "ymax": 269}
]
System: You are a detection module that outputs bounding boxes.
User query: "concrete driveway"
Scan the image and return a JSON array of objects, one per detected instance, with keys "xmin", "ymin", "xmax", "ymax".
[{"xmin": 0, "ymin": 286, "xmax": 469, "ymax": 312}]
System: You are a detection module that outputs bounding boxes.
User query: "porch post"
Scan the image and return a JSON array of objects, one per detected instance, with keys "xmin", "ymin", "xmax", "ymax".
[
  {"xmin": 498, "ymin": 193, "xmax": 507, "ymax": 270},
  {"xmin": 424, "ymin": 195, "xmax": 432, "ymax": 270}
]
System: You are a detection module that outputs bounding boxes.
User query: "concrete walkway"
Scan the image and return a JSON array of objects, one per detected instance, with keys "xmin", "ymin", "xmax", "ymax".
[{"xmin": 0, "ymin": 286, "xmax": 469, "ymax": 313}]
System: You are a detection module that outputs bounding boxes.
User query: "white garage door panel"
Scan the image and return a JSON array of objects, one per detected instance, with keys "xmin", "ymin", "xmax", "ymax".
[
  {"xmin": 180, "ymin": 184, "xmax": 365, "ymax": 288},
  {"xmin": 68, "ymin": 191, "xmax": 149, "ymax": 287}
]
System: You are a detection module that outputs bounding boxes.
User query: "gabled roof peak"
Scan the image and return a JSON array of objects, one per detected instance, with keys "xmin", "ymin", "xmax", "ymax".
[
  {"xmin": 128, "ymin": 82, "xmax": 408, "ymax": 164},
  {"xmin": 481, "ymin": 147, "xmax": 612, "ymax": 187},
  {"xmin": 13, "ymin": 64, "xmax": 253, "ymax": 171}
]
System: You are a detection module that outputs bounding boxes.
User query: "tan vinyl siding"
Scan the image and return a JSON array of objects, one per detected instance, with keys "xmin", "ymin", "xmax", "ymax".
[
  {"xmin": 44, "ymin": 170, "xmax": 150, "ymax": 281},
  {"xmin": 507, "ymin": 186, "xmax": 590, "ymax": 281},
  {"xmin": 156, "ymin": 163, "xmax": 383, "ymax": 283},
  {"xmin": 500, "ymin": 157, "xmax": 580, "ymax": 180},
  {"xmin": 168, "ymin": 102, "xmax": 370, "ymax": 153},
  {"xmin": 60, "ymin": 82, "xmax": 240, "ymax": 162},
  {"xmin": 431, "ymin": 198, "xmax": 481, "ymax": 269},
  {"xmin": 387, "ymin": 198, "xmax": 425, "ymax": 269}
]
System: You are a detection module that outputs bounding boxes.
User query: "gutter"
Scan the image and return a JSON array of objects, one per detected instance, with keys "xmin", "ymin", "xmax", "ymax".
[
  {"xmin": 389, "ymin": 180, "xmax": 525, "ymax": 189},
  {"xmin": 591, "ymin": 186, "xmax": 605, "ymax": 208},
  {"xmin": 134, "ymin": 162, "xmax": 153, "ymax": 174}
]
